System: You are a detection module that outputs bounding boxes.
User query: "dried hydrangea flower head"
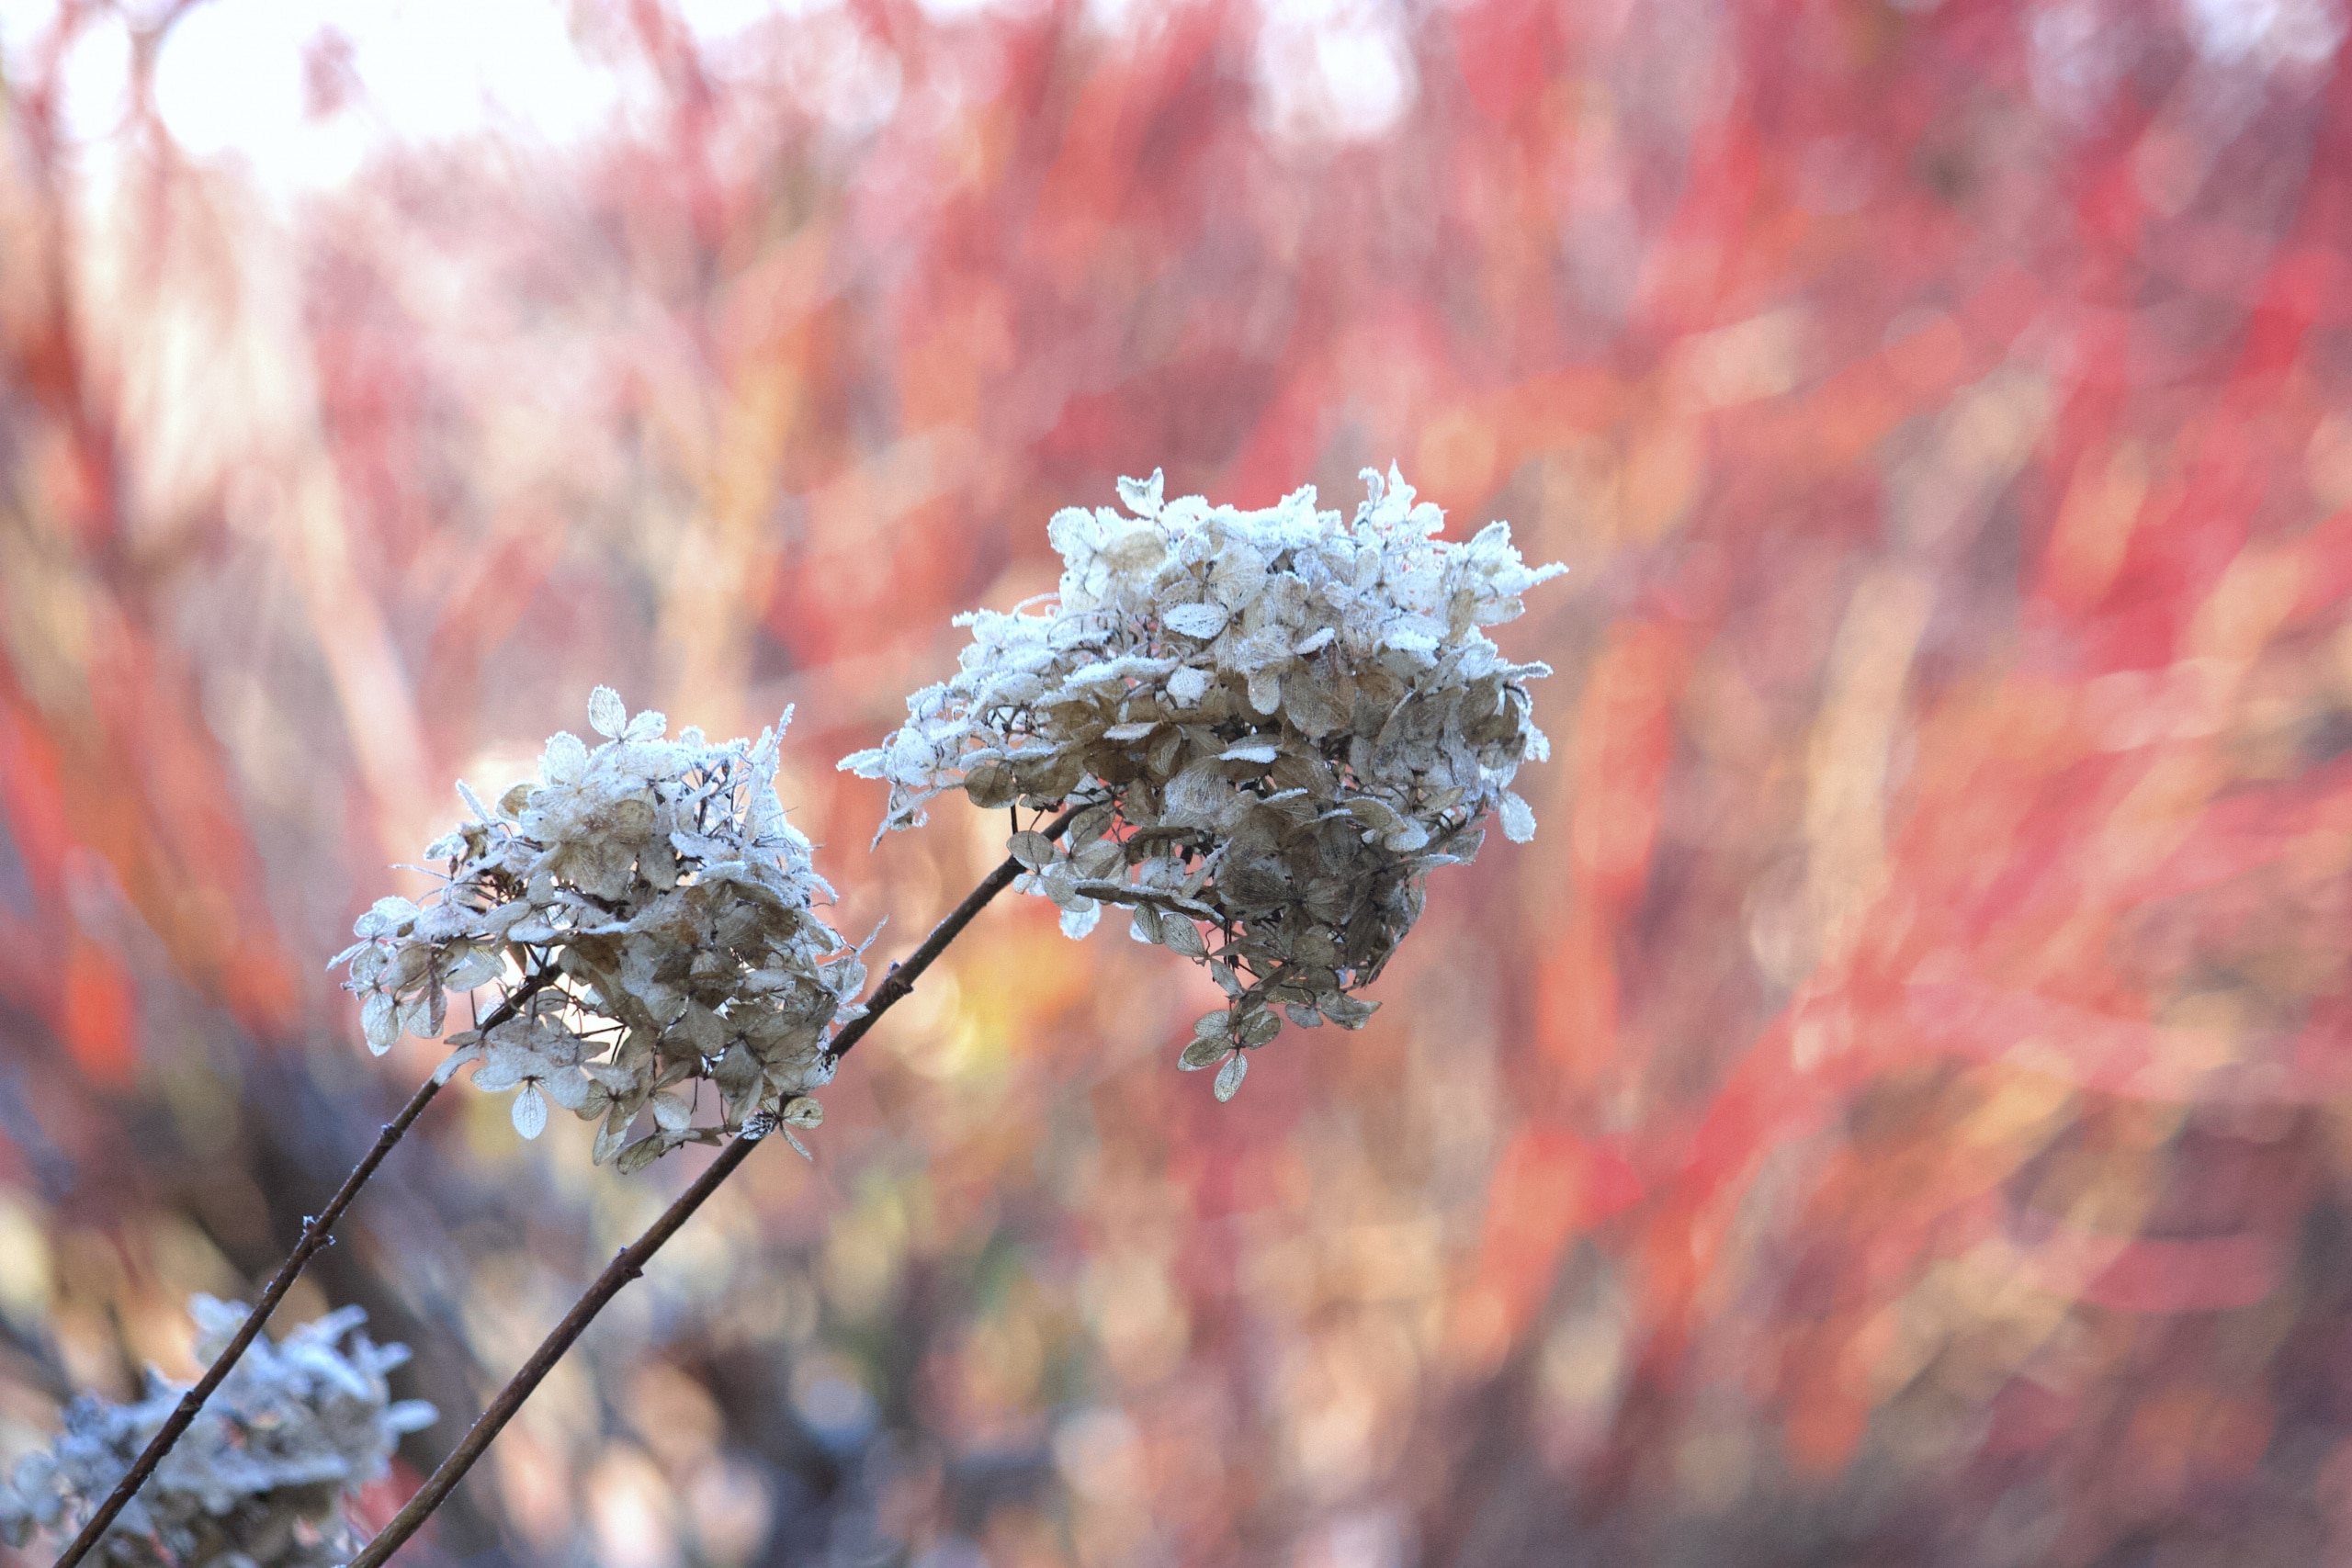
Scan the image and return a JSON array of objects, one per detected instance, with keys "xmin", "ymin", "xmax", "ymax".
[
  {"xmin": 842, "ymin": 466, "xmax": 1563, "ymax": 1098},
  {"xmin": 0, "ymin": 1296, "xmax": 435, "ymax": 1568},
  {"xmin": 334, "ymin": 690, "xmax": 856, "ymax": 1168}
]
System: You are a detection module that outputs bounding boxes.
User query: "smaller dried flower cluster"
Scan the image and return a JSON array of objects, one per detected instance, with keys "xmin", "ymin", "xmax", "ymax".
[
  {"xmin": 0, "ymin": 1297, "xmax": 435, "ymax": 1568},
  {"xmin": 842, "ymin": 467, "xmax": 1562, "ymax": 1098},
  {"xmin": 335, "ymin": 690, "xmax": 857, "ymax": 1168}
]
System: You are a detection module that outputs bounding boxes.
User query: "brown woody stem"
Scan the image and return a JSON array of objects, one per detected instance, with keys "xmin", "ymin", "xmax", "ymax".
[
  {"xmin": 51, "ymin": 969, "xmax": 558, "ymax": 1568},
  {"xmin": 345, "ymin": 804, "xmax": 1083, "ymax": 1567}
]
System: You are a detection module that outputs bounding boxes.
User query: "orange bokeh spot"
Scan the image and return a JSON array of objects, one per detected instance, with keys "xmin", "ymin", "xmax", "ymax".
[
  {"xmin": 62, "ymin": 940, "xmax": 137, "ymax": 1088},
  {"xmin": 1782, "ymin": 1384, "xmax": 1867, "ymax": 1479}
]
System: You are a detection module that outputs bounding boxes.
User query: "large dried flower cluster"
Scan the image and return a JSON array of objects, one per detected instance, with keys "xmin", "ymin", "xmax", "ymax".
[
  {"xmin": 842, "ymin": 467, "xmax": 1562, "ymax": 1098},
  {"xmin": 335, "ymin": 690, "xmax": 858, "ymax": 1168},
  {"xmin": 0, "ymin": 1297, "xmax": 435, "ymax": 1568}
]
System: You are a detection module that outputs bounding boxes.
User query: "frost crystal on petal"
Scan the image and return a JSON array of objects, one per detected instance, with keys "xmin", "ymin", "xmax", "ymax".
[
  {"xmin": 842, "ymin": 467, "xmax": 1563, "ymax": 1096},
  {"xmin": 0, "ymin": 1297, "xmax": 434, "ymax": 1567},
  {"xmin": 334, "ymin": 691, "xmax": 851, "ymax": 1164}
]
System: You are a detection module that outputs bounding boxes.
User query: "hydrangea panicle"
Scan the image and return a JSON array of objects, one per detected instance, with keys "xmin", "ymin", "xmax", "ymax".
[
  {"xmin": 334, "ymin": 691, "xmax": 854, "ymax": 1168},
  {"xmin": 0, "ymin": 1297, "xmax": 435, "ymax": 1568},
  {"xmin": 842, "ymin": 466, "xmax": 1563, "ymax": 1095}
]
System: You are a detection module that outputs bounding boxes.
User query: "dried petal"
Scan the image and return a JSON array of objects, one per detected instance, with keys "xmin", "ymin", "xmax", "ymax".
[
  {"xmin": 1163, "ymin": 602, "xmax": 1229, "ymax": 639},
  {"xmin": 542, "ymin": 731, "xmax": 589, "ymax": 784},
  {"xmin": 592, "ymin": 1114, "xmax": 630, "ymax": 1167},
  {"xmin": 443, "ymin": 947, "xmax": 504, "ymax": 992},
  {"xmin": 432, "ymin": 1043, "xmax": 483, "ymax": 1085},
  {"xmin": 511, "ymin": 1083, "xmax": 549, "ymax": 1140},
  {"xmin": 1179, "ymin": 1035, "xmax": 1228, "ymax": 1071},
  {"xmin": 362, "ymin": 992, "xmax": 401, "ymax": 1055},
  {"xmin": 1213, "ymin": 1051, "xmax": 1248, "ymax": 1101},
  {"xmin": 587, "ymin": 685, "xmax": 628, "ymax": 739},
  {"xmin": 616, "ymin": 1135, "xmax": 669, "ymax": 1175}
]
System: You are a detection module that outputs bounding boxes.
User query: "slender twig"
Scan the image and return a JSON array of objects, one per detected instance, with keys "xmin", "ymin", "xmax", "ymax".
[
  {"xmin": 830, "ymin": 798, "xmax": 1087, "ymax": 1066},
  {"xmin": 345, "ymin": 804, "xmax": 1085, "ymax": 1568},
  {"xmin": 52, "ymin": 969, "xmax": 558, "ymax": 1568}
]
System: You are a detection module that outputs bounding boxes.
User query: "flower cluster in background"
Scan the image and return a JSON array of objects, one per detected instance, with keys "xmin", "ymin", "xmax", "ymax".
[
  {"xmin": 846, "ymin": 468, "xmax": 1559, "ymax": 1093},
  {"xmin": 335, "ymin": 691, "xmax": 854, "ymax": 1167},
  {"xmin": 0, "ymin": 1299, "xmax": 433, "ymax": 1568}
]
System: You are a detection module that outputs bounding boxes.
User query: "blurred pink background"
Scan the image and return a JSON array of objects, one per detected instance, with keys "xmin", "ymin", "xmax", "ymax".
[{"xmin": 3, "ymin": 1, "xmax": 2352, "ymax": 1563}]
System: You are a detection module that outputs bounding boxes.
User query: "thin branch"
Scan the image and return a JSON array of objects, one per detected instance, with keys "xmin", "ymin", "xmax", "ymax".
[
  {"xmin": 345, "ymin": 803, "xmax": 1085, "ymax": 1568},
  {"xmin": 52, "ymin": 968, "xmax": 558, "ymax": 1568},
  {"xmin": 831, "ymin": 798, "xmax": 1087, "ymax": 1066}
]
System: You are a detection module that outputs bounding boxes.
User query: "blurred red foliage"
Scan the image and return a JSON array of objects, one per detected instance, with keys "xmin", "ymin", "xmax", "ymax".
[{"xmin": 5, "ymin": 0, "xmax": 2352, "ymax": 1563}]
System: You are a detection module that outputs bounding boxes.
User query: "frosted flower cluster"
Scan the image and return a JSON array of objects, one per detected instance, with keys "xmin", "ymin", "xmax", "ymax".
[
  {"xmin": 334, "ymin": 690, "xmax": 857, "ymax": 1168},
  {"xmin": 842, "ymin": 467, "xmax": 1562, "ymax": 1098},
  {"xmin": 0, "ymin": 1297, "xmax": 435, "ymax": 1568}
]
